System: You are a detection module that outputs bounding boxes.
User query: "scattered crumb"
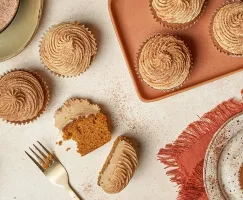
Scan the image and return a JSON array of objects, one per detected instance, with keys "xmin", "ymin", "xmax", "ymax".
[
  {"xmin": 82, "ymin": 183, "xmax": 93, "ymax": 196},
  {"xmin": 56, "ymin": 140, "xmax": 63, "ymax": 146},
  {"xmin": 40, "ymin": 154, "xmax": 53, "ymax": 169},
  {"xmin": 66, "ymin": 147, "xmax": 71, "ymax": 152}
]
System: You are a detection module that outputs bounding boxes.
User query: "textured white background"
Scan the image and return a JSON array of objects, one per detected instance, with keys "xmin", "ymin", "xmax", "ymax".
[{"xmin": 0, "ymin": 0, "xmax": 243, "ymax": 200}]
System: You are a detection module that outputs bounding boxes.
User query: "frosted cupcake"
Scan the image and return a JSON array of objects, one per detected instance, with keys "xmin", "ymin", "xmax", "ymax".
[
  {"xmin": 211, "ymin": 1, "xmax": 243, "ymax": 56},
  {"xmin": 150, "ymin": 0, "xmax": 206, "ymax": 29},
  {"xmin": 55, "ymin": 98, "xmax": 111, "ymax": 156},
  {"xmin": 137, "ymin": 34, "xmax": 192, "ymax": 91},
  {"xmin": 40, "ymin": 22, "xmax": 97, "ymax": 77},
  {"xmin": 0, "ymin": 70, "xmax": 49, "ymax": 124}
]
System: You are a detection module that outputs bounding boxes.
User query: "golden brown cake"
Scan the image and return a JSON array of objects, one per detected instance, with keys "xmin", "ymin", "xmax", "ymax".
[
  {"xmin": 0, "ymin": 70, "xmax": 49, "ymax": 124},
  {"xmin": 137, "ymin": 34, "xmax": 192, "ymax": 90},
  {"xmin": 0, "ymin": 0, "xmax": 19, "ymax": 32},
  {"xmin": 98, "ymin": 136, "xmax": 138, "ymax": 194},
  {"xmin": 40, "ymin": 22, "xmax": 97, "ymax": 77},
  {"xmin": 55, "ymin": 98, "xmax": 111, "ymax": 156},
  {"xmin": 211, "ymin": 2, "xmax": 243, "ymax": 55},
  {"xmin": 151, "ymin": 0, "xmax": 206, "ymax": 27},
  {"xmin": 63, "ymin": 113, "xmax": 111, "ymax": 156}
]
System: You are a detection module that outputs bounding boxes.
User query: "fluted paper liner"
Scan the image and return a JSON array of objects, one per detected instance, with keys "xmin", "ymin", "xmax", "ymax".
[
  {"xmin": 135, "ymin": 34, "xmax": 193, "ymax": 92},
  {"xmin": 209, "ymin": 0, "xmax": 243, "ymax": 57},
  {"xmin": 39, "ymin": 21, "xmax": 98, "ymax": 78},
  {"xmin": 149, "ymin": 0, "xmax": 208, "ymax": 30},
  {"xmin": 0, "ymin": 69, "xmax": 50, "ymax": 125}
]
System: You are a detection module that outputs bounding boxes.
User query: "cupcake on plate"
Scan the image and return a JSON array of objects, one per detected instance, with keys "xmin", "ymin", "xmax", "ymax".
[
  {"xmin": 136, "ymin": 34, "xmax": 192, "ymax": 91},
  {"xmin": 55, "ymin": 98, "xmax": 111, "ymax": 156},
  {"xmin": 150, "ymin": 0, "xmax": 207, "ymax": 29},
  {"xmin": 0, "ymin": 0, "xmax": 20, "ymax": 32},
  {"xmin": 0, "ymin": 69, "xmax": 50, "ymax": 124},
  {"xmin": 40, "ymin": 22, "xmax": 97, "ymax": 77},
  {"xmin": 98, "ymin": 136, "xmax": 138, "ymax": 194},
  {"xmin": 211, "ymin": 1, "xmax": 243, "ymax": 56}
]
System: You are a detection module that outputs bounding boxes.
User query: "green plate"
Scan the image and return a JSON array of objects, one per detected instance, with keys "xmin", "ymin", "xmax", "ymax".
[{"xmin": 0, "ymin": 0, "xmax": 43, "ymax": 62}]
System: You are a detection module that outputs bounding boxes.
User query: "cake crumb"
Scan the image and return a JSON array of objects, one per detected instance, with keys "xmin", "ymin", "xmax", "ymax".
[
  {"xmin": 83, "ymin": 183, "xmax": 92, "ymax": 196},
  {"xmin": 66, "ymin": 147, "xmax": 71, "ymax": 152},
  {"xmin": 56, "ymin": 140, "xmax": 63, "ymax": 146}
]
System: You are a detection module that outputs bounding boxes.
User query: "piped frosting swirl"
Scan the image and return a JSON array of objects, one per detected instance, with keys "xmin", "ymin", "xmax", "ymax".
[
  {"xmin": 151, "ymin": 0, "xmax": 205, "ymax": 24},
  {"xmin": 0, "ymin": 70, "xmax": 45, "ymax": 122},
  {"xmin": 212, "ymin": 2, "xmax": 243, "ymax": 55},
  {"xmin": 98, "ymin": 136, "xmax": 138, "ymax": 194},
  {"xmin": 40, "ymin": 22, "xmax": 97, "ymax": 76},
  {"xmin": 138, "ymin": 35, "xmax": 191, "ymax": 90}
]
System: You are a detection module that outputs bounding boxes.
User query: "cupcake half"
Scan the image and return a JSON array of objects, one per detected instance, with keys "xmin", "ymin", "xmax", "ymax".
[
  {"xmin": 0, "ymin": 69, "xmax": 49, "ymax": 124},
  {"xmin": 136, "ymin": 34, "xmax": 192, "ymax": 91},
  {"xmin": 98, "ymin": 136, "xmax": 138, "ymax": 194},
  {"xmin": 55, "ymin": 98, "xmax": 111, "ymax": 156},
  {"xmin": 40, "ymin": 22, "xmax": 97, "ymax": 77},
  {"xmin": 150, "ymin": 0, "xmax": 207, "ymax": 29},
  {"xmin": 211, "ymin": 1, "xmax": 243, "ymax": 56}
]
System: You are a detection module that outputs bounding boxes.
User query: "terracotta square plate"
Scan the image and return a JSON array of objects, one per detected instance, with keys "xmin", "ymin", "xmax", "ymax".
[{"xmin": 109, "ymin": 0, "xmax": 243, "ymax": 102}]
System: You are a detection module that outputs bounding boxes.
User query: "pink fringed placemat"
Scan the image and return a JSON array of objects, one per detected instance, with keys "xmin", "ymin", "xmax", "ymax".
[{"xmin": 158, "ymin": 93, "xmax": 243, "ymax": 200}]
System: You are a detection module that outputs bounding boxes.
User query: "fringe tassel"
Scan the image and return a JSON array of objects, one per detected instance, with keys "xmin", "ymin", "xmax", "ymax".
[{"xmin": 158, "ymin": 98, "xmax": 243, "ymax": 200}]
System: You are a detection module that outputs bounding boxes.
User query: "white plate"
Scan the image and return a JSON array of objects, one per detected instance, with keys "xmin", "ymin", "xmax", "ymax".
[
  {"xmin": 204, "ymin": 113, "xmax": 243, "ymax": 200},
  {"xmin": 0, "ymin": 0, "xmax": 43, "ymax": 61}
]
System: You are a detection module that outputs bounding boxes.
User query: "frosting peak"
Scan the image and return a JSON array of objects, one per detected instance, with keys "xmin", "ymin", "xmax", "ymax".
[
  {"xmin": 213, "ymin": 2, "xmax": 243, "ymax": 55},
  {"xmin": 152, "ymin": 0, "xmax": 205, "ymax": 24},
  {"xmin": 40, "ymin": 22, "xmax": 97, "ymax": 76},
  {"xmin": 138, "ymin": 35, "xmax": 191, "ymax": 90},
  {"xmin": 0, "ymin": 70, "xmax": 45, "ymax": 122}
]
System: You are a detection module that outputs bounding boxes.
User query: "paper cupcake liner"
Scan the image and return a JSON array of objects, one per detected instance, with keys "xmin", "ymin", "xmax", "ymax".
[
  {"xmin": 39, "ymin": 21, "xmax": 98, "ymax": 78},
  {"xmin": 0, "ymin": 68, "xmax": 50, "ymax": 125},
  {"xmin": 149, "ymin": 0, "xmax": 208, "ymax": 30},
  {"xmin": 135, "ymin": 33, "xmax": 194, "ymax": 92},
  {"xmin": 209, "ymin": 0, "xmax": 243, "ymax": 57}
]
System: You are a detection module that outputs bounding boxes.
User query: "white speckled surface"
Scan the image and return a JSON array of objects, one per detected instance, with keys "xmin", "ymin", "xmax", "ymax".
[{"xmin": 1, "ymin": 0, "xmax": 243, "ymax": 200}]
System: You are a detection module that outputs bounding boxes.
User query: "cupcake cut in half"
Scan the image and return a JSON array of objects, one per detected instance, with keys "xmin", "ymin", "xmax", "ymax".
[
  {"xmin": 55, "ymin": 98, "xmax": 111, "ymax": 156},
  {"xmin": 0, "ymin": 70, "xmax": 49, "ymax": 124},
  {"xmin": 98, "ymin": 136, "xmax": 138, "ymax": 194},
  {"xmin": 150, "ymin": 0, "xmax": 206, "ymax": 29},
  {"xmin": 137, "ymin": 34, "xmax": 192, "ymax": 91},
  {"xmin": 40, "ymin": 22, "xmax": 97, "ymax": 77},
  {"xmin": 211, "ymin": 1, "xmax": 243, "ymax": 56}
]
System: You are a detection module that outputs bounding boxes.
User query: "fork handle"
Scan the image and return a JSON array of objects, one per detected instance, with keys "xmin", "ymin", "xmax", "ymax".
[{"xmin": 66, "ymin": 185, "xmax": 81, "ymax": 200}]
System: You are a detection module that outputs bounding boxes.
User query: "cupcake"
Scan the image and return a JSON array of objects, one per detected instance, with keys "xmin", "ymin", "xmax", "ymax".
[
  {"xmin": 0, "ymin": 69, "xmax": 49, "ymax": 124},
  {"xmin": 40, "ymin": 22, "xmax": 97, "ymax": 77},
  {"xmin": 0, "ymin": 0, "xmax": 20, "ymax": 32},
  {"xmin": 55, "ymin": 98, "xmax": 111, "ymax": 156},
  {"xmin": 211, "ymin": 1, "xmax": 243, "ymax": 56},
  {"xmin": 137, "ymin": 34, "xmax": 192, "ymax": 91},
  {"xmin": 98, "ymin": 136, "xmax": 138, "ymax": 194},
  {"xmin": 150, "ymin": 0, "xmax": 206, "ymax": 29}
]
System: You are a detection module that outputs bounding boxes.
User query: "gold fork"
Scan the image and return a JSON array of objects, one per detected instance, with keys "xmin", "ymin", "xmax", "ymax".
[{"xmin": 25, "ymin": 141, "xmax": 81, "ymax": 200}]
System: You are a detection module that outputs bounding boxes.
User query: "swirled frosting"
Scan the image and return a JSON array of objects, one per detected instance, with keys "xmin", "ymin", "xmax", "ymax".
[
  {"xmin": 0, "ymin": 71, "xmax": 45, "ymax": 122},
  {"xmin": 213, "ymin": 2, "xmax": 243, "ymax": 55},
  {"xmin": 152, "ymin": 0, "xmax": 205, "ymax": 24},
  {"xmin": 40, "ymin": 22, "xmax": 97, "ymax": 76},
  {"xmin": 98, "ymin": 136, "xmax": 138, "ymax": 194},
  {"xmin": 138, "ymin": 35, "xmax": 191, "ymax": 90}
]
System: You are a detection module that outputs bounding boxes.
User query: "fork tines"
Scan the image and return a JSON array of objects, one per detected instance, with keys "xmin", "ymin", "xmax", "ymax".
[{"xmin": 25, "ymin": 141, "xmax": 54, "ymax": 172}]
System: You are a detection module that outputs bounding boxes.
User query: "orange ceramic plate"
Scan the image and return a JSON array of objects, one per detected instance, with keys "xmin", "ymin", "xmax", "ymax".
[{"xmin": 109, "ymin": 0, "xmax": 243, "ymax": 102}]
